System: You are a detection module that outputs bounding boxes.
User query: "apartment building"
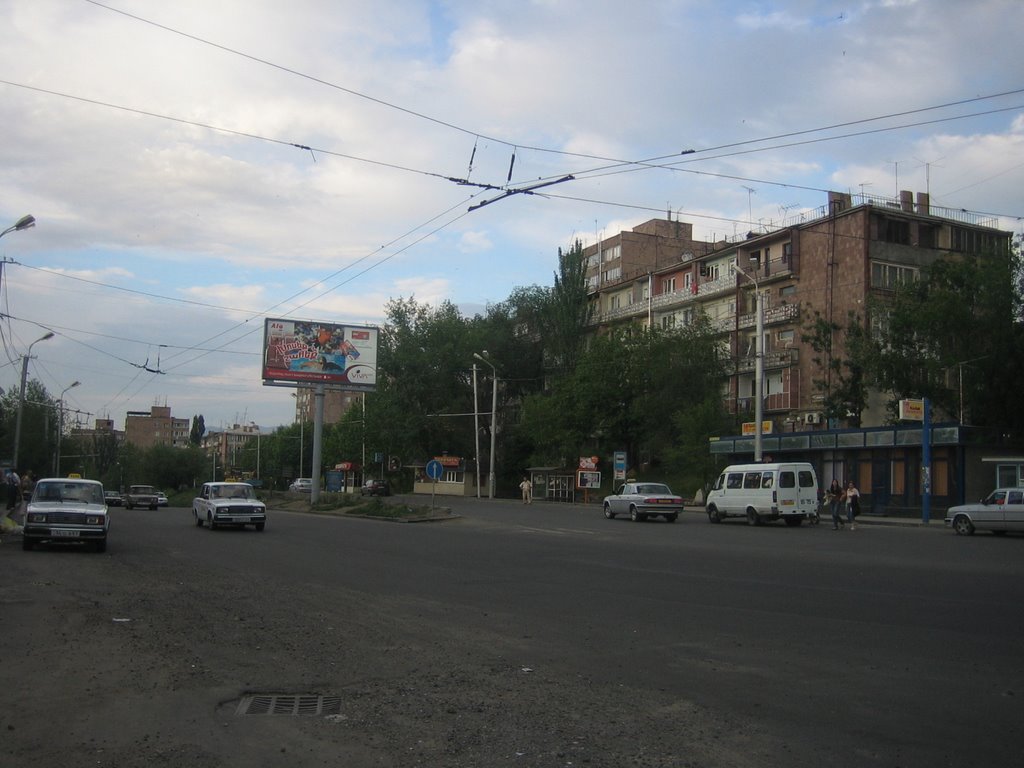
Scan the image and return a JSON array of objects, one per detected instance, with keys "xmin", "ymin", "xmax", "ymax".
[
  {"xmin": 123, "ymin": 405, "xmax": 190, "ymax": 449},
  {"xmin": 293, "ymin": 387, "xmax": 363, "ymax": 424},
  {"xmin": 202, "ymin": 423, "xmax": 260, "ymax": 473},
  {"xmin": 584, "ymin": 191, "xmax": 1014, "ymax": 512}
]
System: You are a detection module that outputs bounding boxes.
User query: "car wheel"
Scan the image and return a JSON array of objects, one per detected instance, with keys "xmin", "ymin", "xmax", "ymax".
[
  {"xmin": 707, "ymin": 506, "xmax": 722, "ymax": 523},
  {"xmin": 603, "ymin": 504, "xmax": 615, "ymax": 519},
  {"xmin": 952, "ymin": 514, "xmax": 974, "ymax": 536},
  {"xmin": 208, "ymin": 514, "xmax": 217, "ymax": 531},
  {"xmin": 746, "ymin": 509, "xmax": 761, "ymax": 526},
  {"xmin": 150, "ymin": 505, "xmax": 157, "ymax": 510},
  {"xmin": 194, "ymin": 512, "xmax": 203, "ymax": 527},
  {"xmin": 630, "ymin": 505, "xmax": 644, "ymax": 522},
  {"xmin": 125, "ymin": 503, "xmax": 133, "ymax": 510},
  {"xmin": 665, "ymin": 513, "xmax": 678, "ymax": 523},
  {"xmin": 255, "ymin": 522, "xmax": 265, "ymax": 531}
]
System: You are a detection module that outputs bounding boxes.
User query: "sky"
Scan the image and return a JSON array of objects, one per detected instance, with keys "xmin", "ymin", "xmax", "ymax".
[{"xmin": 1, "ymin": 0, "xmax": 1022, "ymax": 435}]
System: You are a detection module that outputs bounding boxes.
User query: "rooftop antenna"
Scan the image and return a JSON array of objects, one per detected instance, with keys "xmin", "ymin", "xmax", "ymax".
[
  {"xmin": 886, "ymin": 160, "xmax": 900, "ymax": 197},
  {"xmin": 742, "ymin": 186, "xmax": 756, "ymax": 227}
]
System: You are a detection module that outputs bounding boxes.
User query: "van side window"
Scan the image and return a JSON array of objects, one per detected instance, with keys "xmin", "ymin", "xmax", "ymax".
[
  {"xmin": 761, "ymin": 472, "xmax": 774, "ymax": 488},
  {"xmin": 743, "ymin": 472, "xmax": 761, "ymax": 489},
  {"xmin": 798, "ymin": 471, "xmax": 815, "ymax": 488},
  {"xmin": 1008, "ymin": 491, "xmax": 1023, "ymax": 504},
  {"xmin": 778, "ymin": 471, "xmax": 795, "ymax": 488},
  {"xmin": 726, "ymin": 473, "xmax": 743, "ymax": 489}
]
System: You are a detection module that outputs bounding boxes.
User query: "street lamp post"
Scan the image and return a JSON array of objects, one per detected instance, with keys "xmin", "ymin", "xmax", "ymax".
[
  {"xmin": 13, "ymin": 331, "xmax": 55, "ymax": 470},
  {"xmin": 54, "ymin": 380, "xmax": 80, "ymax": 476},
  {"xmin": 0, "ymin": 214, "xmax": 35, "ymax": 240},
  {"xmin": 472, "ymin": 363, "xmax": 481, "ymax": 498},
  {"xmin": 732, "ymin": 265, "xmax": 764, "ymax": 462},
  {"xmin": 473, "ymin": 352, "xmax": 498, "ymax": 499}
]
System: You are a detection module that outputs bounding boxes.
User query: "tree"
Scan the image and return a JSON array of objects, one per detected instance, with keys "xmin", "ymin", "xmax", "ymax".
[
  {"xmin": 866, "ymin": 245, "xmax": 1024, "ymax": 435},
  {"xmin": 190, "ymin": 415, "xmax": 206, "ymax": 446},
  {"xmin": 802, "ymin": 310, "xmax": 871, "ymax": 426}
]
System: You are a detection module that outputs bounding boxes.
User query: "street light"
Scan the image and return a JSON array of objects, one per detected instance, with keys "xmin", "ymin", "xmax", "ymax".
[
  {"xmin": 732, "ymin": 265, "xmax": 764, "ymax": 462},
  {"xmin": 0, "ymin": 214, "xmax": 35, "ymax": 239},
  {"xmin": 13, "ymin": 331, "xmax": 55, "ymax": 470},
  {"xmin": 54, "ymin": 380, "xmax": 81, "ymax": 476},
  {"xmin": 473, "ymin": 351, "xmax": 498, "ymax": 499}
]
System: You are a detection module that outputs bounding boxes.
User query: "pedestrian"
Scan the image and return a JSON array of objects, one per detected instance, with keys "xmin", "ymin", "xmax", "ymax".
[
  {"xmin": 519, "ymin": 476, "xmax": 532, "ymax": 504},
  {"xmin": 827, "ymin": 478, "xmax": 844, "ymax": 530},
  {"xmin": 6, "ymin": 468, "xmax": 21, "ymax": 514},
  {"xmin": 845, "ymin": 480, "xmax": 861, "ymax": 529}
]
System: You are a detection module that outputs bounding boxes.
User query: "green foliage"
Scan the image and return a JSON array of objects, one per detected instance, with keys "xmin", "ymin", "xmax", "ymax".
[
  {"xmin": 801, "ymin": 310, "xmax": 871, "ymax": 425},
  {"xmin": 867, "ymin": 245, "xmax": 1024, "ymax": 433}
]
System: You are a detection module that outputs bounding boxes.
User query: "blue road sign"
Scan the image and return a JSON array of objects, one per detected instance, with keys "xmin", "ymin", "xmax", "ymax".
[{"xmin": 425, "ymin": 459, "xmax": 443, "ymax": 481}]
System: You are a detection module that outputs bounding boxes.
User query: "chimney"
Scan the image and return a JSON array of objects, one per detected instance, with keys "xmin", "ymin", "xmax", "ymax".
[
  {"xmin": 915, "ymin": 192, "xmax": 930, "ymax": 216},
  {"xmin": 899, "ymin": 190, "xmax": 913, "ymax": 212}
]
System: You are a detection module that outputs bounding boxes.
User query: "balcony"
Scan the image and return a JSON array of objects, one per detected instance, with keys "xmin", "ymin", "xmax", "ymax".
[
  {"xmin": 735, "ymin": 348, "xmax": 798, "ymax": 374},
  {"xmin": 737, "ymin": 302, "xmax": 799, "ymax": 330}
]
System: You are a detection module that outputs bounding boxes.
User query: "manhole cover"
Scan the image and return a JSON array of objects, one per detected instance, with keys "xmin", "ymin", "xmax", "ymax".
[{"xmin": 236, "ymin": 694, "xmax": 342, "ymax": 716}]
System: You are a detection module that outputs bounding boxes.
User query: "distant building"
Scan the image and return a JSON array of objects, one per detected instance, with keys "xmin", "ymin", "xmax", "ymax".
[
  {"xmin": 202, "ymin": 424, "xmax": 260, "ymax": 473},
  {"xmin": 123, "ymin": 406, "xmax": 190, "ymax": 449},
  {"xmin": 293, "ymin": 388, "xmax": 363, "ymax": 424}
]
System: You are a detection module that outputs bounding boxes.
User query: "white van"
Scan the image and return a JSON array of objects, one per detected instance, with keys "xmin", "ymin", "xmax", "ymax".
[{"xmin": 705, "ymin": 462, "xmax": 819, "ymax": 526}]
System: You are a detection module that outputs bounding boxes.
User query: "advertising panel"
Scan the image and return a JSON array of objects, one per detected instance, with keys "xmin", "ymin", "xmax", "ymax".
[{"xmin": 262, "ymin": 318, "xmax": 378, "ymax": 390}]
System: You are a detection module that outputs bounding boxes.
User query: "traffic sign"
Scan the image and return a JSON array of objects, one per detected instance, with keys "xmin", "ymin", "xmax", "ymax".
[{"xmin": 425, "ymin": 459, "xmax": 443, "ymax": 481}]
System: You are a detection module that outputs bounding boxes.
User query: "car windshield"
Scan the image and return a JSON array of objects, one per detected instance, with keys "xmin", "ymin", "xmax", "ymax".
[
  {"xmin": 637, "ymin": 484, "xmax": 672, "ymax": 495},
  {"xmin": 131, "ymin": 486, "xmax": 156, "ymax": 494},
  {"xmin": 34, "ymin": 481, "xmax": 105, "ymax": 505},
  {"xmin": 212, "ymin": 484, "xmax": 255, "ymax": 499}
]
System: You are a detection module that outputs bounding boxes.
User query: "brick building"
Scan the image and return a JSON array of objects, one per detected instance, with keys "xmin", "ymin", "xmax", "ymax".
[{"xmin": 123, "ymin": 405, "xmax": 190, "ymax": 449}]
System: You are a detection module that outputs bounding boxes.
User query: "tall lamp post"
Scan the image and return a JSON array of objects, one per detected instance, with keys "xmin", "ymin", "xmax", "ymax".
[
  {"xmin": 732, "ymin": 265, "xmax": 764, "ymax": 462},
  {"xmin": 0, "ymin": 214, "xmax": 35, "ymax": 239},
  {"xmin": 473, "ymin": 352, "xmax": 498, "ymax": 499},
  {"xmin": 13, "ymin": 331, "xmax": 55, "ymax": 470},
  {"xmin": 54, "ymin": 380, "xmax": 80, "ymax": 476}
]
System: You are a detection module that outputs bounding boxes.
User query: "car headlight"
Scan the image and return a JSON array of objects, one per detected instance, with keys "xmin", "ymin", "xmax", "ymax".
[
  {"xmin": 86, "ymin": 515, "xmax": 104, "ymax": 525},
  {"xmin": 28, "ymin": 512, "xmax": 47, "ymax": 523}
]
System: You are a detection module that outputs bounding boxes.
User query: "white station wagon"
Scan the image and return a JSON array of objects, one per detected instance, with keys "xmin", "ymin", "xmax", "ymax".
[{"xmin": 945, "ymin": 488, "xmax": 1024, "ymax": 536}]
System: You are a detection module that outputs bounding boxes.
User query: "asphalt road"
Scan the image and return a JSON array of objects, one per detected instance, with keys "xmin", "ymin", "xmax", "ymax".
[{"xmin": 2, "ymin": 497, "xmax": 1022, "ymax": 767}]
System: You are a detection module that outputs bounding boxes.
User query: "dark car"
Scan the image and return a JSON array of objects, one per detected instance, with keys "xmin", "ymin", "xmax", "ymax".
[
  {"xmin": 104, "ymin": 491, "xmax": 123, "ymax": 507},
  {"xmin": 361, "ymin": 479, "xmax": 390, "ymax": 497}
]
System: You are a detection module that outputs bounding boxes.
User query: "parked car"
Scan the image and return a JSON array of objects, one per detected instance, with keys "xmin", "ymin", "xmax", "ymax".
[
  {"xmin": 289, "ymin": 478, "xmax": 313, "ymax": 493},
  {"xmin": 157, "ymin": 491, "xmax": 168, "ymax": 507},
  {"xmin": 23, "ymin": 477, "xmax": 110, "ymax": 552},
  {"xmin": 603, "ymin": 481, "xmax": 684, "ymax": 522},
  {"xmin": 124, "ymin": 484, "xmax": 159, "ymax": 510},
  {"xmin": 104, "ymin": 491, "xmax": 123, "ymax": 507},
  {"xmin": 361, "ymin": 479, "xmax": 390, "ymax": 496},
  {"xmin": 945, "ymin": 488, "xmax": 1024, "ymax": 536},
  {"xmin": 193, "ymin": 482, "xmax": 267, "ymax": 531}
]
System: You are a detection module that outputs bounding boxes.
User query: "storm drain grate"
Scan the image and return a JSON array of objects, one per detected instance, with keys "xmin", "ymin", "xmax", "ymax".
[{"xmin": 236, "ymin": 694, "xmax": 343, "ymax": 716}]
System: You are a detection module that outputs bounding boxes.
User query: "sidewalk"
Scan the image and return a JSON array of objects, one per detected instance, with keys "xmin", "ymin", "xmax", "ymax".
[{"xmin": 682, "ymin": 505, "xmax": 943, "ymax": 528}]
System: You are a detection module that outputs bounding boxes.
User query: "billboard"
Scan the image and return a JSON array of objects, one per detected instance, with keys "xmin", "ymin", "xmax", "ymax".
[{"xmin": 262, "ymin": 318, "xmax": 378, "ymax": 391}]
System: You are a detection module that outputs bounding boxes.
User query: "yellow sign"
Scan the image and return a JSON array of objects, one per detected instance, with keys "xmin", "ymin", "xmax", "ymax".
[
  {"xmin": 741, "ymin": 421, "xmax": 774, "ymax": 436},
  {"xmin": 899, "ymin": 399, "xmax": 925, "ymax": 421}
]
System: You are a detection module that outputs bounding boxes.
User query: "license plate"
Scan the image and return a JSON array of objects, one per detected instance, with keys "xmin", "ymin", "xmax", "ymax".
[
  {"xmin": 235, "ymin": 517, "xmax": 250, "ymax": 523},
  {"xmin": 52, "ymin": 529, "xmax": 80, "ymax": 538}
]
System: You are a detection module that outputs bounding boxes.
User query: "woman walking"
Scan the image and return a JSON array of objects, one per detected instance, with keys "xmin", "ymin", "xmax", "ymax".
[
  {"xmin": 845, "ymin": 480, "xmax": 861, "ymax": 530},
  {"xmin": 827, "ymin": 478, "xmax": 844, "ymax": 530}
]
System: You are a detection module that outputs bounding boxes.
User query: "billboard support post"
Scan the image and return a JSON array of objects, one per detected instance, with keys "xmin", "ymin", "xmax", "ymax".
[{"xmin": 311, "ymin": 384, "xmax": 325, "ymax": 505}]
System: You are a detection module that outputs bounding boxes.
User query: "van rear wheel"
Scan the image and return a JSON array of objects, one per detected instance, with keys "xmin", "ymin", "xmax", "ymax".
[{"xmin": 746, "ymin": 509, "xmax": 761, "ymax": 526}]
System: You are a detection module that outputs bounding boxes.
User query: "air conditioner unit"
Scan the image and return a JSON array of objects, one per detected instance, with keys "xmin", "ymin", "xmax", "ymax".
[{"xmin": 804, "ymin": 412, "xmax": 821, "ymax": 425}]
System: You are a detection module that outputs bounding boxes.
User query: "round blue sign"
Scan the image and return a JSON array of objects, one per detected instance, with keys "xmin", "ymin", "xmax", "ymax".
[{"xmin": 425, "ymin": 459, "xmax": 443, "ymax": 480}]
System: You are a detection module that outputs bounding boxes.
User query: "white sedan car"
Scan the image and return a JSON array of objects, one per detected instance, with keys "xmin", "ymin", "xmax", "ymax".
[
  {"xmin": 603, "ymin": 481, "xmax": 684, "ymax": 522},
  {"xmin": 945, "ymin": 488, "xmax": 1024, "ymax": 536}
]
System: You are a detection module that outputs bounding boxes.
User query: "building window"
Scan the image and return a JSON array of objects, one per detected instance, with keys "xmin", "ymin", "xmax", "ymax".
[
  {"xmin": 602, "ymin": 266, "xmax": 621, "ymax": 283},
  {"xmin": 871, "ymin": 261, "xmax": 919, "ymax": 289},
  {"xmin": 780, "ymin": 284, "xmax": 796, "ymax": 298},
  {"xmin": 777, "ymin": 329, "xmax": 795, "ymax": 344},
  {"xmin": 661, "ymin": 315, "xmax": 675, "ymax": 330},
  {"xmin": 782, "ymin": 242, "xmax": 793, "ymax": 262},
  {"xmin": 603, "ymin": 244, "xmax": 621, "ymax": 262},
  {"xmin": 662, "ymin": 277, "xmax": 676, "ymax": 293},
  {"xmin": 883, "ymin": 218, "xmax": 911, "ymax": 245},
  {"xmin": 683, "ymin": 273, "xmax": 692, "ymax": 291}
]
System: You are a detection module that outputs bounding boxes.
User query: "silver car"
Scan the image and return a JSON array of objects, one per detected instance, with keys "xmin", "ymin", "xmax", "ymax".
[
  {"xmin": 603, "ymin": 481, "xmax": 684, "ymax": 522},
  {"xmin": 945, "ymin": 488, "xmax": 1024, "ymax": 536},
  {"xmin": 23, "ymin": 478, "xmax": 110, "ymax": 552}
]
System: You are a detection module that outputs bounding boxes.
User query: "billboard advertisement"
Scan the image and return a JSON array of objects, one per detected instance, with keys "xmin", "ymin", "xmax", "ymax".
[{"xmin": 261, "ymin": 318, "xmax": 378, "ymax": 391}]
